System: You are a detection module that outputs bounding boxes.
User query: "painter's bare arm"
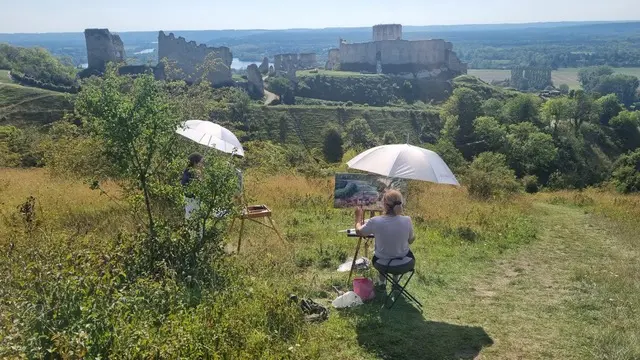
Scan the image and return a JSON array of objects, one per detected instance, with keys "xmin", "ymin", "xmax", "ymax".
[{"xmin": 354, "ymin": 207, "xmax": 365, "ymax": 236}]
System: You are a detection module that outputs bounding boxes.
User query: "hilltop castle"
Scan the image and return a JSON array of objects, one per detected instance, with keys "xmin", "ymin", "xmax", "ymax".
[{"xmin": 326, "ymin": 24, "xmax": 467, "ymax": 80}]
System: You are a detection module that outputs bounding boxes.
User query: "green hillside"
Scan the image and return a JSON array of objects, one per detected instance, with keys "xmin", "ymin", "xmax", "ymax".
[
  {"xmin": 244, "ymin": 104, "xmax": 442, "ymax": 148},
  {"xmin": 0, "ymin": 80, "xmax": 72, "ymax": 126}
]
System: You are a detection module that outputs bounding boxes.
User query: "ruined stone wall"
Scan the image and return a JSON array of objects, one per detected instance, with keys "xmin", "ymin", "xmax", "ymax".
[
  {"xmin": 373, "ymin": 24, "xmax": 402, "ymax": 41},
  {"xmin": 325, "ymin": 49, "xmax": 340, "ymax": 70},
  {"xmin": 298, "ymin": 53, "xmax": 317, "ymax": 69},
  {"xmin": 157, "ymin": 31, "xmax": 232, "ymax": 86},
  {"xmin": 338, "ymin": 39, "xmax": 466, "ymax": 77},
  {"xmin": 274, "ymin": 53, "xmax": 298, "ymax": 72},
  {"xmin": 84, "ymin": 29, "xmax": 125, "ymax": 71},
  {"xmin": 510, "ymin": 67, "xmax": 552, "ymax": 90}
]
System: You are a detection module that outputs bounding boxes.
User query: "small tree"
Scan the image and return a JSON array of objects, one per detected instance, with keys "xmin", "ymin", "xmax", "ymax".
[
  {"xmin": 345, "ymin": 118, "xmax": 378, "ymax": 149},
  {"xmin": 467, "ymin": 152, "xmax": 520, "ymax": 200},
  {"xmin": 322, "ymin": 126, "xmax": 344, "ymax": 163},
  {"xmin": 612, "ymin": 149, "xmax": 640, "ymax": 193},
  {"xmin": 75, "ymin": 66, "xmax": 179, "ymax": 236},
  {"xmin": 382, "ymin": 131, "xmax": 398, "ymax": 145},
  {"xmin": 595, "ymin": 93, "xmax": 623, "ymax": 126}
]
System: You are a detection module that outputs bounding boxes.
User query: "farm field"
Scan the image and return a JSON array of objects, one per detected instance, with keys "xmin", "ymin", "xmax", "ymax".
[
  {"xmin": 469, "ymin": 67, "xmax": 640, "ymax": 89},
  {"xmin": 1, "ymin": 169, "xmax": 639, "ymax": 358}
]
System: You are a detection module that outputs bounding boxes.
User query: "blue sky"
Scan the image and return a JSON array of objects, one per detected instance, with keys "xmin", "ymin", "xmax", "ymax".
[{"xmin": 1, "ymin": 0, "xmax": 639, "ymax": 33}]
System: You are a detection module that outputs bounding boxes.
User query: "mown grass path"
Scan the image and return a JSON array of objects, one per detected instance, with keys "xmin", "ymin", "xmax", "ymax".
[
  {"xmin": 326, "ymin": 203, "xmax": 639, "ymax": 359},
  {"xmin": 419, "ymin": 203, "xmax": 639, "ymax": 359}
]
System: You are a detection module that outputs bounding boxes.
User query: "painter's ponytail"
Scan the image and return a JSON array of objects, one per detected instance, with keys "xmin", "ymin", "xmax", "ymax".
[{"xmin": 382, "ymin": 190, "xmax": 404, "ymax": 216}]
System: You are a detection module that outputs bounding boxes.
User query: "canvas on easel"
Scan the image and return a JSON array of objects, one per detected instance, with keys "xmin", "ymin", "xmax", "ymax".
[{"xmin": 333, "ymin": 173, "xmax": 407, "ymax": 211}]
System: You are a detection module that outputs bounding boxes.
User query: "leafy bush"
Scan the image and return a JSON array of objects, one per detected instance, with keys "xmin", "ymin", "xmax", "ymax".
[
  {"xmin": 0, "ymin": 43, "xmax": 77, "ymax": 86},
  {"xmin": 522, "ymin": 175, "xmax": 540, "ymax": 194},
  {"xmin": 612, "ymin": 149, "xmax": 640, "ymax": 193},
  {"xmin": 322, "ymin": 126, "xmax": 344, "ymax": 163},
  {"xmin": 344, "ymin": 118, "xmax": 378, "ymax": 150},
  {"xmin": 467, "ymin": 152, "xmax": 520, "ymax": 200}
]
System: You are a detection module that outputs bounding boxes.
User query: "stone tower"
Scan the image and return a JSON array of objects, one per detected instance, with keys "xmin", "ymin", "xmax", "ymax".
[
  {"xmin": 372, "ymin": 24, "xmax": 402, "ymax": 41},
  {"xmin": 84, "ymin": 29, "xmax": 125, "ymax": 71}
]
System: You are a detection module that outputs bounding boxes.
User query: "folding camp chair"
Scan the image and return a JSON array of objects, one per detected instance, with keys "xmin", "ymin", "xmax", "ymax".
[{"xmin": 374, "ymin": 256, "xmax": 423, "ymax": 310}]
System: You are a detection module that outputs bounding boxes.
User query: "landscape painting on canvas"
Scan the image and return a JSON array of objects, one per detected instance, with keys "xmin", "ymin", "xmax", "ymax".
[{"xmin": 333, "ymin": 173, "xmax": 407, "ymax": 210}]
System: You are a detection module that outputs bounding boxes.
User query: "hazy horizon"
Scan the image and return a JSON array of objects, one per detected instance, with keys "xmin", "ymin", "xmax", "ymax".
[{"xmin": 2, "ymin": 0, "xmax": 640, "ymax": 33}]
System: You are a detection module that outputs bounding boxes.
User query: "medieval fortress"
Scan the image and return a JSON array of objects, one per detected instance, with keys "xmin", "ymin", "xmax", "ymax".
[
  {"xmin": 82, "ymin": 24, "xmax": 469, "ymax": 96},
  {"xmin": 327, "ymin": 24, "xmax": 467, "ymax": 79}
]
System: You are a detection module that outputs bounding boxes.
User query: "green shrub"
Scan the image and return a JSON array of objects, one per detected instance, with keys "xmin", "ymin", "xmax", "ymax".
[
  {"xmin": 322, "ymin": 126, "xmax": 344, "ymax": 163},
  {"xmin": 522, "ymin": 175, "xmax": 540, "ymax": 194},
  {"xmin": 467, "ymin": 152, "xmax": 521, "ymax": 200},
  {"xmin": 612, "ymin": 149, "xmax": 640, "ymax": 193}
]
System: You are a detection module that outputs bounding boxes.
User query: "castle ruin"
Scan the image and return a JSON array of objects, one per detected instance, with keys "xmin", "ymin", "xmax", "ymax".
[
  {"xmin": 326, "ymin": 24, "xmax": 467, "ymax": 79},
  {"xmin": 274, "ymin": 53, "xmax": 318, "ymax": 72},
  {"xmin": 158, "ymin": 31, "xmax": 233, "ymax": 86},
  {"xmin": 84, "ymin": 29, "xmax": 126, "ymax": 72},
  {"xmin": 510, "ymin": 67, "xmax": 552, "ymax": 90}
]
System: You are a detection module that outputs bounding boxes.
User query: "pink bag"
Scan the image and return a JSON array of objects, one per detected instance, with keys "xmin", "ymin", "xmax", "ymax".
[{"xmin": 353, "ymin": 277, "xmax": 375, "ymax": 301}]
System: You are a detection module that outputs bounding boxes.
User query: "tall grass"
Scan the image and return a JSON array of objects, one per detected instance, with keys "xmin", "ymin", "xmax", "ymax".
[{"xmin": 1, "ymin": 168, "xmax": 539, "ymax": 358}]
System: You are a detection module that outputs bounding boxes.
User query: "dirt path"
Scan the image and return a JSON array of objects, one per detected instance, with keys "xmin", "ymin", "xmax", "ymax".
[
  {"xmin": 426, "ymin": 203, "xmax": 639, "ymax": 359},
  {"xmin": 264, "ymin": 89, "xmax": 278, "ymax": 105}
]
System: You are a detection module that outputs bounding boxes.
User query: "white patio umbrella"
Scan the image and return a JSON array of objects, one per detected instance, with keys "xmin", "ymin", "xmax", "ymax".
[
  {"xmin": 346, "ymin": 144, "xmax": 459, "ymax": 185},
  {"xmin": 176, "ymin": 120, "xmax": 244, "ymax": 157}
]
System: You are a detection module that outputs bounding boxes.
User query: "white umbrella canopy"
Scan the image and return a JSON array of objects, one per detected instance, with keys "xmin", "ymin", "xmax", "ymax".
[
  {"xmin": 346, "ymin": 144, "xmax": 459, "ymax": 185},
  {"xmin": 176, "ymin": 120, "xmax": 244, "ymax": 157}
]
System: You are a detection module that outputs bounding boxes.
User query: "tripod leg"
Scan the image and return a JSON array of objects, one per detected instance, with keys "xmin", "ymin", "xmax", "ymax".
[
  {"xmin": 237, "ymin": 218, "xmax": 245, "ymax": 253},
  {"xmin": 347, "ymin": 237, "xmax": 363, "ymax": 286},
  {"xmin": 267, "ymin": 216, "xmax": 284, "ymax": 242}
]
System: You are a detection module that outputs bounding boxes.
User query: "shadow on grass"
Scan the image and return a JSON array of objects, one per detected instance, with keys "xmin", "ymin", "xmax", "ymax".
[{"xmin": 342, "ymin": 297, "xmax": 493, "ymax": 360}]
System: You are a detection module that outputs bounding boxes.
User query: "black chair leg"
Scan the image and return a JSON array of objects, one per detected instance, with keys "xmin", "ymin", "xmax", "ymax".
[{"xmin": 382, "ymin": 270, "xmax": 423, "ymax": 309}]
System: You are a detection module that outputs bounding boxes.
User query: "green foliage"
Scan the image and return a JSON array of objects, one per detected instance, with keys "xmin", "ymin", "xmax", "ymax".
[
  {"xmin": 579, "ymin": 66, "xmax": 640, "ymax": 106},
  {"xmin": 593, "ymin": 74, "xmax": 640, "ymax": 107},
  {"xmin": 481, "ymin": 98, "xmax": 504, "ymax": 118},
  {"xmin": 609, "ymin": 110, "xmax": 640, "ymax": 151},
  {"xmin": 382, "ymin": 131, "xmax": 398, "ymax": 145},
  {"xmin": 322, "ymin": 126, "xmax": 344, "ymax": 163},
  {"xmin": 441, "ymin": 88, "xmax": 482, "ymax": 158},
  {"xmin": 578, "ymin": 66, "xmax": 615, "ymax": 92},
  {"xmin": 522, "ymin": 175, "xmax": 540, "ymax": 194},
  {"xmin": 612, "ymin": 149, "xmax": 640, "ymax": 193},
  {"xmin": 506, "ymin": 123, "xmax": 557, "ymax": 178},
  {"xmin": 344, "ymin": 118, "xmax": 378, "ymax": 149},
  {"xmin": 424, "ymin": 139, "xmax": 468, "ymax": 176},
  {"xmin": 473, "ymin": 116, "xmax": 506, "ymax": 153},
  {"xmin": 467, "ymin": 152, "xmax": 520, "ymax": 200},
  {"xmin": 501, "ymin": 94, "xmax": 543, "ymax": 125},
  {"xmin": 595, "ymin": 94, "xmax": 623, "ymax": 125},
  {"xmin": 542, "ymin": 97, "xmax": 576, "ymax": 132},
  {"xmin": 0, "ymin": 43, "xmax": 77, "ymax": 86},
  {"xmin": 267, "ymin": 77, "xmax": 295, "ymax": 104}
]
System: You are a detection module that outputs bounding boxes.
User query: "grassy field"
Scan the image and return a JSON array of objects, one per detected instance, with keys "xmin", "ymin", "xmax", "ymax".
[
  {"xmin": 469, "ymin": 67, "xmax": 640, "ymax": 89},
  {"xmin": 1, "ymin": 168, "xmax": 639, "ymax": 358},
  {"xmin": 0, "ymin": 70, "xmax": 12, "ymax": 83},
  {"xmin": 0, "ymin": 81, "xmax": 72, "ymax": 125}
]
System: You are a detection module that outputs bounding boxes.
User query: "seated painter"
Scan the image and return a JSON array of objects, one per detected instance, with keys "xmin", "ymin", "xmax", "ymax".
[{"xmin": 354, "ymin": 190, "xmax": 415, "ymax": 287}]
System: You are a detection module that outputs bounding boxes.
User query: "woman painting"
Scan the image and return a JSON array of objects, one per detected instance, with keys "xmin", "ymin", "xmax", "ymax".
[
  {"xmin": 181, "ymin": 153, "xmax": 203, "ymax": 220},
  {"xmin": 354, "ymin": 189, "xmax": 415, "ymax": 288}
]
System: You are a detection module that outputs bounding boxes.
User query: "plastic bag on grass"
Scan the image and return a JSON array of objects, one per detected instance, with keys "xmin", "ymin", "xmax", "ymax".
[{"xmin": 332, "ymin": 291, "xmax": 363, "ymax": 308}]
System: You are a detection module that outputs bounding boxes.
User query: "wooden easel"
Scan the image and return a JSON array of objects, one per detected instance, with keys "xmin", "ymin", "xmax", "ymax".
[
  {"xmin": 347, "ymin": 209, "xmax": 381, "ymax": 285},
  {"xmin": 229, "ymin": 194, "xmax": 284, "ymax": 253}
]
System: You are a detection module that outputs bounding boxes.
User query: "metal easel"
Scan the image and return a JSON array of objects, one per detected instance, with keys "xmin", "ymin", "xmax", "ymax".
[{"xmin": 347, "ymin": 209, "xmax": 380, "ymax": 285}]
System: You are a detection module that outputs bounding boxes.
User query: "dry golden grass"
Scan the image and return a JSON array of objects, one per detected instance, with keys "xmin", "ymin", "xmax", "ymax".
[
  {"xmin": 4, "ymin": 169, "xmax": 639, "ymax": 359},
  {"xmin": 0, "ymin": 168, "xmax": 126, "ymax": 242}
]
